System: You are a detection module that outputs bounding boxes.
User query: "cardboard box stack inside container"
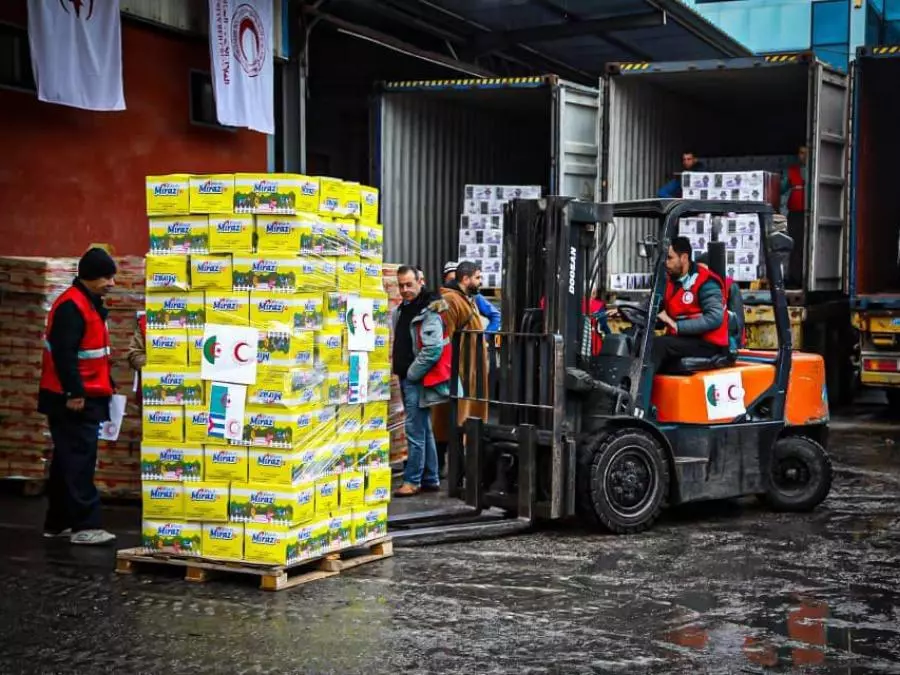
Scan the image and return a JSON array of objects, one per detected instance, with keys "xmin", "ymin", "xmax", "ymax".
[
  {"xmin": 140, "ymin": 173, "xmax": 390, "ymax": 564},
  {"xmin": 0, "ymin": 255, "xmax": 145, "ymax": 493},
  {"xmin": 458, "ymin": 184, "xmax": 541, "ymax": 289}
]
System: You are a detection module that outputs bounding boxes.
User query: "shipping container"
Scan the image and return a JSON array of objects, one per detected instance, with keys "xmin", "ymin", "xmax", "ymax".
[
  {"xmin": 848, "ymin": 46, "xmax": 900, "ymax": 407},
  {"xmin": 602, "ymin": 54, "xmax": 848, "ymax": 292},
  {"xmin": 373, "ymin": 76, "xmax": 600, "ymax": 282}
]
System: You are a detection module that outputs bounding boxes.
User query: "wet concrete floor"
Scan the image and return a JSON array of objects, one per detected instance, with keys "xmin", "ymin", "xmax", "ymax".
[{"xmin": 0, "ymin": 421, "xmax": 897, "ymax": 674}]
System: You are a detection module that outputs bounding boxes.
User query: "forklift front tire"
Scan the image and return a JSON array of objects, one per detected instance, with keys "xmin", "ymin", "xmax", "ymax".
[
  {"xmin": 576, "ymin": 428, "xmax": 670, "ymax": 535},
  {"xmin": 763, "ymin": 436, "xmax": 832, "ymax": 512}
]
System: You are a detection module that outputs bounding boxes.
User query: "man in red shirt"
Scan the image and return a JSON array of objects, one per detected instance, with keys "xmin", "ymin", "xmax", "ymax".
[
  {"xmin": 38, "ymin": 248, "xmax": 118, "ymax": 545},
  {"xmin": 781, "ymin": 145, "xmax": 807, "ymax": 288},
  {"xmin": 651, "ymin": 237, "xmax": 730, "ymax": 375}
]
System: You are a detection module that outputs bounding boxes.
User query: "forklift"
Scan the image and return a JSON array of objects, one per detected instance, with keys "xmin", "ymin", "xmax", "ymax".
[{"xmin": 388, "ymin": 198, "xmax": 832, "ymax": 545}]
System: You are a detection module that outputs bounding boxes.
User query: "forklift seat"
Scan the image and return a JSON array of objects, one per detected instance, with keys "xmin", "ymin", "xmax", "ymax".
[{"xmin": 664, "ymin": 353, "xmax": 736, "ymax": 375}]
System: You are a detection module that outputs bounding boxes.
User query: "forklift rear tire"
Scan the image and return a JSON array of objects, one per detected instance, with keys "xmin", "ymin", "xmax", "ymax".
[
  {"xmin": 576, "ymin": 429, "xmax": 670, "ymax": 534},
  {"xmin": 763, "ymin": 436, "xmax": 832, "ymax": 512}
]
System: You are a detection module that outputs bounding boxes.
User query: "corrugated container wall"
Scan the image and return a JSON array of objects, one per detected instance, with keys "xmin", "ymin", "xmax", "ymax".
[
  {"xmin": 603, "ymin": 76, "xmax": 715, "ymax": 277},
  {"xmin": 376, "ymin": 87, "xmax": 552, "ymax": 283}
]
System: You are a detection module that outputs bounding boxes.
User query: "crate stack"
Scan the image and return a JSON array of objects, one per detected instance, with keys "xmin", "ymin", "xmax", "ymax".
[
  {"xmin": 458, "ymin": 184, "xmax": 542, "ymax": 289},
  {"xmin": 679, "ymin": 170, "xmax": 779, "ymax": 283},
  {"xmin": 0, "ymin": 255, "xmax": 144, "ymax": 492},
  {"xmin": 140, "ymin": 173, "xmax": 391, "ymax": 565}
]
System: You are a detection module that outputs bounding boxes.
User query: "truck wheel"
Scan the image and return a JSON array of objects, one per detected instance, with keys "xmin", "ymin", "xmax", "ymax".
[
  {"xmin": 763, "ymin": 436, "xmax": 832, "ymax": 512},
  {"xmin": 576, "ymin": 428, "xmax": 670, "ymax": 534}
]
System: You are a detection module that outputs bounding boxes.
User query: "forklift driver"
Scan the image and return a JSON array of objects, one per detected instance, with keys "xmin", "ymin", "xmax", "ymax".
[{"xmin": 651, "ymin": 236, "xmax": 730, "ymax": 375}]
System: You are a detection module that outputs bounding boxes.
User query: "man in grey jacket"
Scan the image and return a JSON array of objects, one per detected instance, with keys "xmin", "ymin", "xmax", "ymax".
[
  {"xmin": 650, "ymin": 237, "xmax": 730, "ymax": 376},
  {"xmin": 392, "ymin": 265, "xmax": 449, "ymax": 497}
]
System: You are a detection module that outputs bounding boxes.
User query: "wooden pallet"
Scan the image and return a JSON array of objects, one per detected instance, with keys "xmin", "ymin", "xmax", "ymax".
[{"xmin": 115, "ymin": 537, "xmax": 393, "ymax": 592}]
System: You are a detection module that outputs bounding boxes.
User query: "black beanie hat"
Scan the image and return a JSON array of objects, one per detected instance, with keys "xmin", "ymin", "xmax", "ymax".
[{"xmin": 78, "ymin": 247, "xmax": 117, "ymax": 281}]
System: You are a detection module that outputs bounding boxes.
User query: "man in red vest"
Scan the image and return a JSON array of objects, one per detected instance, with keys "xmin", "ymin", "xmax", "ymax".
[
  {"xmin": 651, "ymin": 237, "xmax": 730, "ymax": 376},
  {"xmin": 38, "ymin": 248, "xmax": 118, "ymax": 545},
  {"xmin": 391, "ymin": 265, "xmax": 447, "ymax": 497},
  {"xmin": 781, "ymin": 145, "xmax": 807, "ymax": 287}
]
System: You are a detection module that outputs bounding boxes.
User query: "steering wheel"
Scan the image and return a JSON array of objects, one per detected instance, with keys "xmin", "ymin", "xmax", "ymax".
[{"xmin": 615, "ymin": 302, "xmax": 650, "ymax": 328}]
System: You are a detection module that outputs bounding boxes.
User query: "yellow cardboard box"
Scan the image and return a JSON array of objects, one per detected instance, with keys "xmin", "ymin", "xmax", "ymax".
[
  {"xmin": 336, "ymin": 405, "xmax": 362, "ymax": 436},
  {"xmin": 233, "ymin": 255, "xmax": 304, "ymax": 293},
  {"xmin": 248, "ymin": 449, "xmax": 306, "ymax": 486},
  {"xmin": 330, "ymin": 219, "xmax": 357, "ymax": 256},
  {"xmin": 256, "ymin": 215, "xmax": 302, "ymax": 253},
  {"xmin": 359, "ymin": 185, "xmax": 380, "ymax": 225},
  {"xmin": 328, "ymin": 509, "xmax": 354, "ymax": 553},
  {"xmin": 204, "ymin": 445, "xmax": 249, "ymax": 482},
  {"xmin": 318, "ymin": 177, "xmax": 343, "ymax": 217},
  {"xmin": 189, "ymin": 174, "xmax": 234, "ymax": 214},
  {"xmin": 315, "ymin": 476, "xmax": 339, "ymax": 514},
  {"xmin": 185, "ymin": 406, "xmax": 224, "ymax": 444},
  {"xmin": 190, "ymin": 254, "xmax": 232, "ymax": 290},
  {"xmin": 145, "ymin": 292, "xmax": 205, "ymax": 330},
  {"xmin": 202, "ymin": 523, "xmax": 244, "ymax": 560},
  {"xmin": 142, "ymin": 406, "xmax": 184, "ymax": 444},
  {"xmin": 257, "ymin": 331, "xmax": 314, "ymax": 368},
  {"xmin": 145, "ymin": 329, "xmax": 189, "ymax": 368},
  {"xmin": 146, "ymin": 174, "xmax": 190, "ymax": 216},
  {"xmin": 296, "ymin": 257, "xmax": 337, "ymax": 291},
  {"xmin": 149, "ymin": 216, "xmax": 209, "ymax": 255},
  {"xmin": 142, "ymin": 481, "xmax": 185, "ymax": 519},
  {"xmin": 141, "ymin": 368, "xmax": 203, "ymax": 406},
  {"xmin": 208, "ymin": 214, "xmax": 254, "ymax": 253},
  {"xmin": 372, "ymin": 327, "xmax": 390, "ymax": 362},
  {"xmin": 339, "ymin": 471, "xmax": 365, "ymax": 509},
  {"xmin": 142, "ymin": 520, "xmax": 202, "ymax": 555},
  {"xmin": 336, "ymin": 256, "xmax": 361, "ymax": 291},
  {"xmin": 243, "ymin": 524, "xmax": 301, "ymax": 565},
  {"xmin": 204, "ymin": 291, "xmax": 251, "ymax": 326},
  {"xmin": 325, "ymin": 370, "xmax": 349, "ymax": 405},
  {"xmin": 323, "ymin": 293, "xmax": 347, "ymax": 328},
  {"xmin": 361, "ymin": 401, "xmax": 388, "ymax": 433},
  {"xmin": 358, "ymin": 223, "xmax": 384, "ymax": 260},
  {"xmin": 341, "ymin": 183, "xmax": 361, "ymax": 220},
  {"xmin": 360, "ymin": 260, "xmax": 383, "ymax": 292},
  {"xmin": 357, "ymin": 431, "xmax": 390, "ymax": 468},
  {"xmin": 146, "ymin": 255, "xmax": 190, "ymax": 292},
  {"xmin": 249, "ymin": 293, "xmax": 308, "ymax": 333},
  {"xmin": 297, "ymin": 175, "xmax": 320, "ymax": 213},
  {"xmin": 234, "ymin": 173, "xmax": 302, "ymax": 215},
  {"xmin": 230, "ymin": 482, "xmax": 315, "ymax": 526},
  {"xmin": 184, "ymin": 481, "xmax": 230, "ymax": 521},
  {"xmin": 299, "ymin": 213, "xmax": 331, "ymax": 255},
  {"xmin": 315, "ymin": 328, "xmax": 344, "ymax": 366},
  {"xmin": 140, "ymin": 444, "xmax": 204, "ymax": 482},
  {"xmin": 366, "ymin": 362, "xmax": 392, "ymax": 402},
  {"xmin": 365, "ymin": 467, "xmax": 392, "ymax": 505}
]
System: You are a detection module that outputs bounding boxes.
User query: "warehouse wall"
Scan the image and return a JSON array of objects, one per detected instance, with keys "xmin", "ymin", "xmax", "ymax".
[{"xmin": 0, "ymin": 5, "xmax": 267, "ymax": 257}]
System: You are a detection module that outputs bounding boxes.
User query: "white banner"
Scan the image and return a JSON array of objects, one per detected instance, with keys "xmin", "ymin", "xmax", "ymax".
[
  {"xmin": 208, "ymin": 0, "xmax": 274, "ymax": 134},
  {"xmin": 200, "ymin": 323, "xmax": 259, "ymax": 385},
  {"xmin": 27, "ymin": 0, "xmax": 125, "ymax": 111}
]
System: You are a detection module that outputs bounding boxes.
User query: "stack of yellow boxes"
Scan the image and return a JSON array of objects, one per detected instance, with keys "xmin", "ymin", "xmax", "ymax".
[{"xmin": 140, "ymin": 173, "xmax": 392, "ymax": 566}]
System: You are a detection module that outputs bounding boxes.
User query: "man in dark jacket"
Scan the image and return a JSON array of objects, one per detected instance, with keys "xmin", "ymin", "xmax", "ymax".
[
  {"xmin": 658, "ymin": 152, "xmax": 705, "ymax": 198},
  {"xmin": 38, "ymin": 248, "xmax": 118, "ymax": 545},
  {"xmin": 651, "ymin": 237, "xmax": 730, "ymax": 376}
]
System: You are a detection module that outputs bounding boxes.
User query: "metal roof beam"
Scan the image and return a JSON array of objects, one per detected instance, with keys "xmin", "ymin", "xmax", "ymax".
[
  {"xmin": 644, "ymin": 0, "xmax": 751, "ymax": 58},
  {"xmin": 467, "ymin": 11, "xmax": 665, "ymax": 56}
]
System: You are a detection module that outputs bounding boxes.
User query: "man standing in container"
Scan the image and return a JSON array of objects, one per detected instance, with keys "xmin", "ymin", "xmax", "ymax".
[
  {"xmin": 38, "ymin": 248, "xmax": 118, "ymax": 545},
  {"xmin": 442, "ymin": 261, "xmax": 501, "ymax": 333},
  {"xmin": 781, "ymin": 145, "xmax": 808, "ymax": 288},
  {"xmin": 658, "ymin": 151, "xmax": 705, "ymax": 198},
  {"xmin": 392, "ymin": 265, "xmax": 444, "ymax": 497}
]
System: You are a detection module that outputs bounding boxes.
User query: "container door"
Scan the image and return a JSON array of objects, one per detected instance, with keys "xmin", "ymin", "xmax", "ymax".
[
  {"xmin": 552, "ymin": 81, "xmax": 600, "ymax": 200},
  {"xmin": 808, "ymin": 63, "xmax": 849, "ymax": 292}
]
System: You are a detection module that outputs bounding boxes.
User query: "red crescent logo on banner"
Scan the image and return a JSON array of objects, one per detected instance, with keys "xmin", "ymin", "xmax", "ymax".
[
  {"xmin": 727, "ymin": 385, "xmax": 742, "ymax": 401},
  {"xmin": 227, "ymin": 419, "xmax": 241, "ymax": 436},
  {"xmin": 361, "ymin": 313, "xmax": 372, "ymax": 332},
  {"xmin": 233, "ymin": 341, "xmax": 252, "ymax": 363}
]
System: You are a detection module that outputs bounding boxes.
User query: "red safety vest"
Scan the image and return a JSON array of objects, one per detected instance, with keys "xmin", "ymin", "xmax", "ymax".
[
  {"xmin": 787, "ymin": 164, "xmax": 805, "ymax": 213},
  {"xmin": 138, "ymin": 313, "xmax": 146, "ymax": 337},
  {"xmin": 664, "ymin": 265, "xmax": 729, "ymax": 348},
  {"xmin": 416, "ymin": 317, "xmax": 452, "ymax": 387},
  {"xmin": 40, "ymin": 286, "xmax": 113, "ymax": 397}
]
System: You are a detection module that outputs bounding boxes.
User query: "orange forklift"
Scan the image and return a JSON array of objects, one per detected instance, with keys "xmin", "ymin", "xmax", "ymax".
[{"xmin": 389, "ymin": 198, "xmax": 832, "ymax": 544}]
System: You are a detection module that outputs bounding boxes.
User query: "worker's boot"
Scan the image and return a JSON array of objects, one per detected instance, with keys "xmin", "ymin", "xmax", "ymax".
[{"xmin": 437, "ymin": 441, "xmax": 447, "ymax": 479}]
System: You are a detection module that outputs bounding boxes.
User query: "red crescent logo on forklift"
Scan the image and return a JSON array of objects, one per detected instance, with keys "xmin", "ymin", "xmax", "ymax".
[{"xmin": 727, "ymin": 384, "xmax": 742, "ymax": 401}]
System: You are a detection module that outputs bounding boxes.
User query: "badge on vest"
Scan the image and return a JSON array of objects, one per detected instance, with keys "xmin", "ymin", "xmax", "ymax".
[{"xmin": 682, "ymin": 291, "xmax": 694, "ymax": 305}]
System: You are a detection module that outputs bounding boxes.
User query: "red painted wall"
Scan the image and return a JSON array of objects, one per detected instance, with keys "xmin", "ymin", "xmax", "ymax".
[{"xmin": 0, "ymin": 4, "xmax": 267, "ymax": 257}]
